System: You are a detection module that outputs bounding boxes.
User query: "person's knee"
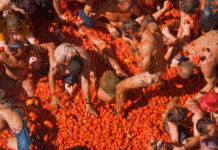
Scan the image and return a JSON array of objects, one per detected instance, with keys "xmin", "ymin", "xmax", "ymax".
[{"xmin": 116, "ymin": 82, "xmax": 125, "ymax": 93}]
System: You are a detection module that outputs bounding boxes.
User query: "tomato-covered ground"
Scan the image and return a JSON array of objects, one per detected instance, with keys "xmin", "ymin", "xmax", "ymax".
[{"xmin": 0, "ymin": 1, "xmax": 205, "ymax": 150}]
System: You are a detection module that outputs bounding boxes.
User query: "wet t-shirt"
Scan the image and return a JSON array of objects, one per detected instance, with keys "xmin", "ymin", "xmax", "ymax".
[{"xmin": 53, "ymin": 43, "xmax": 89, "ymax": 75}]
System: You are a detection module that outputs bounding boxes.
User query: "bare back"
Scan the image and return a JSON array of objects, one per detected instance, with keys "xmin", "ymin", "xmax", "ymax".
[{"xmin": 184, "ymin": 30, "xmax": 218, "ymax": 77}]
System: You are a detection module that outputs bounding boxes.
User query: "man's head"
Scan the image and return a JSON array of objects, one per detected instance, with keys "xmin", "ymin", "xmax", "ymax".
[
  {"xmin": 196, "ymin": 118, "xmax": 217, "ymax": 136},
  {"xmin": 199, "ymin": 2, "xmax": 218, "ymax": 32},
  {"xmin": 6, "ymin": 14, "xmax": 22, "ymax": 34},
  {"xmin": 167, "ymin": 106, "xmax": 188, "ymax": 124},
  {"xmin": 68, "ymin": 55, "xmax": 83, "ymax": 76},
  {"xmin": 178, "ymin": 61, "xmax": 194, "ymax": 79},
  {"xmin": 117, "ymin": 0, "xmax": 134, "ymax": 11},
  {"xmin": 14, "ymin": 0, "xmax": 37, "ymax": 14},
  {"xmin": 7, "ymin": 40, "xmax": 24, "ymax": 56},
  {"xmin": 122, "ymin": 19, "xmax": 141, "ymax": 39},
  {"xmin": 181, "ymin": 0, "xmax": 200, "ymax": 14}
]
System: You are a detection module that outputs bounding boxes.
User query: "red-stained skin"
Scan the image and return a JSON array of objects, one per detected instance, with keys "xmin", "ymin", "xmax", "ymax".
[{"xmin": 0, "ymin": 1, "xmax": 203, "ymax": 150}]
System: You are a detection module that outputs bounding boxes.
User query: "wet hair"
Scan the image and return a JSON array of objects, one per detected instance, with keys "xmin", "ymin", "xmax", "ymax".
[
  {"xmin": 14, "ymin": 0, "xmax": 36, "ymax": 14},
  {"xmin": 141, "ymin": 15, "xmax": 156, "ymax": 27},
  {"xmin": 167, "ymin": 106, "xmax": 187, "ymax": 123},
  {"xmin": 68, "ymin": 55, "xmax": 83, "ymax": 75},
  {"xmin": 178, "ymin": 61, "xmax": 194, "ymax": 79},
  {"xmin": 0, "ymin": 89, "xmax": 10, "ymax": 104},
  {"xmin": 117, "ymin": 0, "xmax": 131, "ymax": 5},
  {"xmin": 122, "ymin": 19, "xmax": 141, "ymax": 37},
  {"xmin": 7, "ymin": 40, "xmax": 24, "ymax": 53},
  {"xmin": 6, "ymin": 14, "xmax": 22, "ymax": 33},
  {"xmin": 199, "ymin": 2, "xmax": 218, "ymax": 32},
  {"xmin": 181, "ymin": 0, "xmax": 200, "ymax": 14},
  {"xmin": 196, "ymin": 118, "xmax": 213, "ymax": 136}
]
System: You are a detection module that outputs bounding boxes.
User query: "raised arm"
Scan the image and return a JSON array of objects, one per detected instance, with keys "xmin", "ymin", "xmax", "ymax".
[{"xmin": 152, "ymin": 1, "xmax": 168, "ymax": 21}]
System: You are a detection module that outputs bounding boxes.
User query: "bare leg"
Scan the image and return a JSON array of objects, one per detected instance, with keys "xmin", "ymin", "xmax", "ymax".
[
  {"xmin": 90, "ymin": 36, "xmax": 128, "ymax": 77},
  {"xmin": 116, "ymin": 72, "xmax": 160, "ymax": 113},
  {"xmin": 22, "ymin": 78, "xmax": 35, "ymax": 97},
  {"xmin": 97, "ymin": 87, "xmax": 115, "ymax": 103},
  {"xmin": 88, "ymin": 52, "xmax": 98, "ymax": 90},
  {"xmin": 7, "ymin": 137, "xmax": 17, "ymax": 150}
]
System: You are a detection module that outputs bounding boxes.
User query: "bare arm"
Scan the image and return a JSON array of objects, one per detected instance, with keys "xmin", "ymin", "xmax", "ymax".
[
  {"xmin": 48, "ymin": 63, "xmax": 61, "ymax": 107},
  {"xmin": 81, "ymin": 54, "xmax": 98, "ymax": 117},
  {"xmin": 168, "ymin": 121, "xmax": 179, "ymax": 142},
  {"xmin": 53, "ymin": 0, "xmax": 62, "ymax": 16},
  {"xmin": 152, "ymin": 1, "xmax": 168, "ymax": 20}
]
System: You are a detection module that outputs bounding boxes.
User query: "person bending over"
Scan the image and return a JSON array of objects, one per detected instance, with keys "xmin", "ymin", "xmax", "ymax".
[
  {"xmin": 170, "ymin": 30, "xmax": 218, "ymax": 106},
  {"xmin": 48, "ymin": 43, "xmax": 97, "ymax": 117}
]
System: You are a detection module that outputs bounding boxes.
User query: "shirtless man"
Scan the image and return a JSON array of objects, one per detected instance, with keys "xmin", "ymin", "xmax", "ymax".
[
  {"xmin": 78, "ymin": 0, "xmax": 169, "ymax": 37},
  {"xmin": 53, "ymin": 0, "xmax": 94, "ymax": 20},
  {"xmin": 0, "ymin": 40, "xmax": 39, "ymax": 97},
  {"xmin": 114, "ymin": 16, "xmax": 166, "ymax": 114},
  {"xmin": 48, "ymin": 43, "xmax": 98, "ymax": 117},
  {"xmin": 170, "ymin": 30, "xmax": 218, "ymax": 105},
  {"xmin": 0, "ymin": 0, "xmax": 37, "ymax": 15},
  {"xmin": 0, "ymin": 89, "xmax": 36, "ymax": 150}
]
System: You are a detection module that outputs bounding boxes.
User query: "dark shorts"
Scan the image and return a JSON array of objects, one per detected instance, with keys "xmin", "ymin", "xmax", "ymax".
[{"xmin": 164, "ymin": 119, "xmax": 189, "ymax": 143}]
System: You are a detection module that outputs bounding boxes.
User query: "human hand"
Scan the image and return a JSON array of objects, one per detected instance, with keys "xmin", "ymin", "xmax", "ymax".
[
  {"xmin": 85, "ymin": 104, "xmax": 98, "ymax": 117},
  {"xmin": 186, "ymin": 97, "xmax": 198, "ymax": 106},
  {"xmin": 162, "ymin": 25, "xmax": 171, "ymax": 37},
  {"xmin": 108, "ymin": 26, "xmax": 120, "ymax": 38},
  {"xmin": 51, "ymin": 95, "xmax": 61, "ymax": 108}
]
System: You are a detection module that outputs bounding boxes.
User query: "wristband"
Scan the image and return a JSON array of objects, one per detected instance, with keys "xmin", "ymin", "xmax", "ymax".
[
  {"xmin": 86, "ymin": 101, "xmax": 91, "ymax": 104},
  {"xmin": 200, "ymin": 91, "xmax": 207, "ymax": 95},
  {"xmin": 132, "ymin": 48, "xmax": 137, "ymax": 53}
]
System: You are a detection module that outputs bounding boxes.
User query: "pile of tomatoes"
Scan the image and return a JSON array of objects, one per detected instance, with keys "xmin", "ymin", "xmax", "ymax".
[{"xmin": 0, "ymin": 1, "xmax": 204, "ymax": 150}]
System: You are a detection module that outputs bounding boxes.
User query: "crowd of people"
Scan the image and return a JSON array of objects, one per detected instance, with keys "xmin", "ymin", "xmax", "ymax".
[{"xmin": 0, "ymin": 0, "xmax": 217, "ymax": 149}]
